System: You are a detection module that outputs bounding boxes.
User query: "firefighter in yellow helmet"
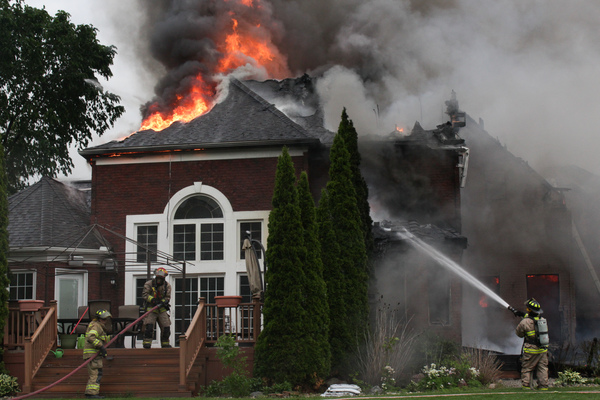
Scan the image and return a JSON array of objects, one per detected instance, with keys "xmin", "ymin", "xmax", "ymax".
[
  {"xmin": 515, "ymin": 298, "xmax": 549, "ymax": 390},
  {"xmin": 142, "ymin": 267, "xmax": 172, "ymax": 348},
  {"xmin": 83, "ymin": 309, "xmax": 112, "ymax": 399}
]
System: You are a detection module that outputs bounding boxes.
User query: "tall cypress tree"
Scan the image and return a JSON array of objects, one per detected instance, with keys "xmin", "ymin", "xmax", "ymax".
[
  {"xmin": 338, "ymin": 108, "xmax": 374, "ymax": 254},
  {"xmin": 254, "ymin": 147, "xmax": 308, "ymax": 385},
  {"xmin": 326, "ymin": 133, "xmax": 369, "ymax": 365},
  {"xmin": 297, "ymin": 171, "xmax": 331, "ymax": 385},
  {"xmin": 316, "ymin": 189, "xmax": 349, "ymax": 372},
  {"xmin": 0, "ymin": 143, "xmax": 11, "ymax": 363}
]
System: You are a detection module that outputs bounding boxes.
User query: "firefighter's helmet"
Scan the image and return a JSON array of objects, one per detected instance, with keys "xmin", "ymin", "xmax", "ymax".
[
  {"xmin": 524, "ymin": 298, "xmax": 543, "ymax": 314},
  {"xmin": 96, "ymin": 309, "xmax": 112, "ymax": 320},
  {"xmin": 155, "ymin": 267, "xmax": 168, "ymax": 278}
]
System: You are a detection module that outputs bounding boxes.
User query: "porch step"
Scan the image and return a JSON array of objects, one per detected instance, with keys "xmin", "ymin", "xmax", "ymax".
[{"xmin": 29, "ymin": 348, "xmax": 203, "ymax": 398}]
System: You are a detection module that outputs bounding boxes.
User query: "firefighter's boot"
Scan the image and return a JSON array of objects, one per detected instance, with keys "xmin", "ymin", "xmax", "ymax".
[
  {"xmin": 143, "ymin": 324, "xmax": 154, "ymax": 349},
  {"xmin": 161, "ymin": 326, "xmax": 172, "ymax": 348}
]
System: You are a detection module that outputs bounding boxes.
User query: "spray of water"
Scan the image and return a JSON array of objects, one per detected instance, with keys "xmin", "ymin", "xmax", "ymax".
[{"xmin": 397, "ymin": 230, "xmax": 510, "ymax": 309}]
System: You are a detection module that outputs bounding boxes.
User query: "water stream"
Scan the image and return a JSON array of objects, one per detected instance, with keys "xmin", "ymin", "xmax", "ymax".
[{"xmin": 398, "ymin": 230, "xmax": 510, "ymax": 309}]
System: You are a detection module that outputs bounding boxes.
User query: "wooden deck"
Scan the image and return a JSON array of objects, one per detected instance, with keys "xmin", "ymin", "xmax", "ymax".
[{"xmin": 3, "ymin": 298, "xmax": 261, "ymax": 397}]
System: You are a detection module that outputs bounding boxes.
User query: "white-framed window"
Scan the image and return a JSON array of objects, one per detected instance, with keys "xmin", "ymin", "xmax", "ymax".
[
  {"xmin": 136, "ymin": 224, "xmax": 158, "ymax": 263},
  {"xmin": 173, "ymin": 195, "xmax": 224, "ymax": 261},
  {"xmin": 240, "ymin": 221, "xmax": 262, "ymax": 260},
  {"xmin": 9, "ymin": 270, "xmax": 35, "ymax": 300}
]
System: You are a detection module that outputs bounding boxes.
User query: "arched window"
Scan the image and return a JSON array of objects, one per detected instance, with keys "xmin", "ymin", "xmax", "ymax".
[{"xmin": 173, "ymin": 195, "xmax": 224, "ymax": 261}]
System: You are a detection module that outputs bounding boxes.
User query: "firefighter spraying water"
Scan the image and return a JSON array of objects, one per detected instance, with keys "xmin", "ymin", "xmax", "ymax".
[{"xmin": 509, "ymin": 298, "xmax": 550, "ymax": 390}]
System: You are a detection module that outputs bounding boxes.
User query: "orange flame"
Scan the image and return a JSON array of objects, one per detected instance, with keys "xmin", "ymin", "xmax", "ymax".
[
  {"xmin": 395, "ymin": 126, "xmax": 404, "ymax": 133},
  {"xmin": 479, "ymin": 295, "xmax": 488, "ymax": 308},
  {"xmin": 140, "ymin": 0, "xmax": 289, "ymax": 132}
]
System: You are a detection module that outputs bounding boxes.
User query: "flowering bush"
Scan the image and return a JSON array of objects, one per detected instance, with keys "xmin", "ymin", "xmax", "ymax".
[
  {"xmin": 380, "ymin": 365, "xmax": 397, "ymax": 392},
  {"xmin": 408, "ymin": 360, "xmax": 483, "ymax": 392}
]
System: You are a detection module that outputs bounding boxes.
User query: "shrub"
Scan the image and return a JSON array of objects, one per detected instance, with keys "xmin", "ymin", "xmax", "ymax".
[
  {"xmin": 353, "ymin": 304, "xmax": 417, "ymax": 387},
  {"xmin": 202, "ymin": 334, "xmax": 254, "ymax": 397},
  {"xmin": 461, "ymin": 348, "xmax": 503, "ymax": 384},
  {"xmin": 0, "ymin": 374, "xmax": 20, "ymax": 396},
  {"xmin": 556, "ymin": 369, "xmax": 587, "ymax": 386}
]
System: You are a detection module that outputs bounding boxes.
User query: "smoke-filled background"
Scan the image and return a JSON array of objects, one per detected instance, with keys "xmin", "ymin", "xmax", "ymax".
[{"xmin": 25, "ymin": 0, "xmax": 600, "ymax": 183}]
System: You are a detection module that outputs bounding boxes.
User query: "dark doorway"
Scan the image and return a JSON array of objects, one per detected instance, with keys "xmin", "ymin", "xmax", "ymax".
[{"xmin": 527, "ymin": 274, "xmax": 561, "ymax": 343}]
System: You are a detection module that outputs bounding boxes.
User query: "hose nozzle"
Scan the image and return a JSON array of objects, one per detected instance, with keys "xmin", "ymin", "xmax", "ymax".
[{"xmin": 508, "ymin": 305, "xmax": 525, "ymax": 317}]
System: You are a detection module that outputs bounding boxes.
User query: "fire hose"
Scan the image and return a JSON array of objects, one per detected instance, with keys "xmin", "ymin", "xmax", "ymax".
[{"xmin": 12, "ymin": 304, "xmax": 162, "ymax": 400}]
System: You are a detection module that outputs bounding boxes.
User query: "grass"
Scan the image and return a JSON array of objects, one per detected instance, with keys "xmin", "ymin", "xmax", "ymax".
[{"xmin": 40, "ymin": 387, "xmax": 600, "ymax": 400}]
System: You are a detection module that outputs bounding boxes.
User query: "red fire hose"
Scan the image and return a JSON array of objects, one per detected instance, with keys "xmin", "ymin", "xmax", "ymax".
[
  {"xmin": 71, "ymin": 307, "xmax": 88, "ymax": 333},
  {"xmin": 12, "ymin": 304, "xmax": 161, "ymax": 400}
]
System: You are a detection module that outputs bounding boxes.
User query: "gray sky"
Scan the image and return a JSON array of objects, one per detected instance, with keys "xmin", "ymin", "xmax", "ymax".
[{"xmin": 25, "ymin": 0, "xmax": 600, "ymax": 181}]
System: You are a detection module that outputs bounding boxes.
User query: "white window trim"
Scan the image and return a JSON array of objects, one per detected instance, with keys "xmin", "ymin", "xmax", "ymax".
[
  {"xmin": 9, "ymin": 269, "xmax": 37, "ymax": 300},
  {"xmin": 125, "ymin": 183, "xmax": 270, "ymax": 303}
]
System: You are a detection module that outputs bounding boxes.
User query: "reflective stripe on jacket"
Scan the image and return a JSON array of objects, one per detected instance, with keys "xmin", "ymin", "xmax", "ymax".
[
  {"xmin": 83, "ymin": 320, "xmax": 108, "ymax": 358},
  {"xmin": 515, "ymin": 313, "xmax": 548, "ymax": 354}
]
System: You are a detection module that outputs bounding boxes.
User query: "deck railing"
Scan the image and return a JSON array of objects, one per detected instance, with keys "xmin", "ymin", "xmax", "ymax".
[
  {"xmin": 22, "ymin": 302, "xmax": 58, "ymax": 393},
  {"xmin": 204, "ymin": 296, "xmax": 262, "ymax": 344},
  {"xmin": 178, "ymin": 298, "xmax": 207, "ymax": 391}
]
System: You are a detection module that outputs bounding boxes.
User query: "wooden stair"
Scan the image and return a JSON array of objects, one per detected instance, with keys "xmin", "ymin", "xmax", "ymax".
[{"xmin": 28, "ymin": 348, "xmax": 204, "ymax": 398}]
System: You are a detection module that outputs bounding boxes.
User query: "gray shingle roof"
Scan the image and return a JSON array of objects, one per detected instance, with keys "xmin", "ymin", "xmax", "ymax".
[
  {"xmin": 8, "ymin": 177, "xmax": 100, "ymax": 249},
  {"xmin": 80, "ymin": 78, "xmax": 321, "ymax": 157}
]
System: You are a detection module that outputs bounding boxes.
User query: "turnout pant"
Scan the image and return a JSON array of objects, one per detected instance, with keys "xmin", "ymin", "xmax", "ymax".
[
  {"xmin": 521, "ymin": 351, "xmax": 549, "ymax": 389},
  {"xmin": 85, "ymin": 357, "xmax": 103, "ymax": 395}
]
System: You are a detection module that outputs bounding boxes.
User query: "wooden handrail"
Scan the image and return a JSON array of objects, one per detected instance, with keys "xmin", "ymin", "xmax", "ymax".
[
  {"xmin": 23, "ymin": 301, "xmax": 58, "ymax": 393},
  {"xmin": 178, "ymin": 298, "xmax": 206, "ymax": 392}
]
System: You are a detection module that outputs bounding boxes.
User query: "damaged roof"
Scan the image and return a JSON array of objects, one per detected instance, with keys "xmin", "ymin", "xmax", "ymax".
[
  {"xmin": 80, "ymin": 78, "xmax": 323, "ymax": 158},
  {"xmin": 373, "ymin": 219, "xmax": 467, "ymax": 249},
  {"xmin": 8, "ymin": 177, "xmax": 102, "ymax": 249}
]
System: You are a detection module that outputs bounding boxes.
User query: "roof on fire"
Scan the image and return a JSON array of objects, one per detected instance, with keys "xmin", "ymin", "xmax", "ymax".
[
  {"xmin": 8, "ymin": 177, "xmax": 102, "ymax": 249},
  {"xmin": 80, "ymin": 78, "xmax": 326, "ymax": 158}
]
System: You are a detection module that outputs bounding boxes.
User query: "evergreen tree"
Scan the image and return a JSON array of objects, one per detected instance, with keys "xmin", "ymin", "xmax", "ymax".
[
  {"xmin": 297, "ymin": 171, "xmax": 331, "ymax": 384},
  {"xmin": 338, "ymin": 109, "xmax": 374, "ymax": 254},
  {"xmin": 254, "ymin": 147, "xmax": 308, "ymax": 385},
  {"xmin": 0, "ymin": 143, "xmax": 11, "ymax": 364},
  {"xmin": 316, "ymin": 189, "xmax": 349, "ymax": 372},
  {"xmin": 325, "ymin": 133, "xmax": 369, "ymax": 368}
]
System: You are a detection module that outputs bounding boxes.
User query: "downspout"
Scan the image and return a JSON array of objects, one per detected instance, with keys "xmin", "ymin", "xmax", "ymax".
[
  {"xmin": 457, "ymin": 146, "xmax": 470, "ymax": 188},
  {"xmin": 572, "ymin": 220, "xmax": 600, "ymax": 297}
]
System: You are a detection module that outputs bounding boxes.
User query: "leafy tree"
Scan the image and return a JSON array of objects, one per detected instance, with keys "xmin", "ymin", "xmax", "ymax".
[
  {"xmin": 338, "ymin": 108, "xmax": 373, "ymax": 254},
  {"xmin": 326, "ymin": 133, "xmax": 369, "ymax": 362},
  {"xmin": 316, "ymin": 188, "xmax": 349, "ymax": 373},
  {"xmin": 254, "ymin": 147, "xmax": 308, "ymax": 385},
  {"xmin": 297, "ymin": 171, "xmax": 330, "ymax": 386},
  {"xmin": 0, "ymin": 143, "xmax": 10, "ymax": 369},
  {"xmin": 0, "ymin": 0, "xmax": 124, "ymax": 192}
]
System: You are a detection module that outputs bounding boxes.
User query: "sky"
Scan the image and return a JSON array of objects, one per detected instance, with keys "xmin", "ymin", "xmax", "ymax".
[{"xmin": 23, "ymin": 0, "xmax": 600, "ymax": 182}]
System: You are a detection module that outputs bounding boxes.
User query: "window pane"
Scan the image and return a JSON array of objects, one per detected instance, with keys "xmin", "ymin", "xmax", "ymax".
[
  {"xmin": 428, "ymin": 268, "xmax": 450, "ymax": 325},
  {"xmin": 137, "ymin": 225, "xmax": 158, "ymax": 263},
  {"xmin": 9, "ymin": 272, "xmax": 35, "ymax": 300},
  {"xmin": 200, "ymin": 223, "xmax": 224, "ymax": 260},
  {"xmin": 174, "ymin": 224, "xmax": 196, "ymax": 261},
  {"xmin": 200, "ymin": 277, "xmax": 224, "ymax": 304},
  {"xmin": 174, "ymin": 196, "xmax": 223, "ymax": 219},
  {"xmin": 174, "ymin": 277, "xmax": 199, "ymax": 345},
  {"xmin": 240, "ymin": 222, "xmax": 262, "ymax": 259}
]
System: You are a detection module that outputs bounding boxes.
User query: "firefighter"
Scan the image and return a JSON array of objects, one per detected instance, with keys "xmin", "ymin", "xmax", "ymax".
[
  {"xmin": 514, "ymin": 298, "xmax": 549, "ymax": 390},
  {"xmin": 83, "ymin": 309, "xmax": 112, "ymax": 399},
  {"xmin": 142, "ymin": 267, "xmax": 172, "ymax": 348}
]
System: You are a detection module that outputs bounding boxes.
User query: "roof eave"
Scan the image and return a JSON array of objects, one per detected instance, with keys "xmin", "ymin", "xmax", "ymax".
[{"xmin": 79, "ymin": 138, "xmax": 322, "ymax": 159}]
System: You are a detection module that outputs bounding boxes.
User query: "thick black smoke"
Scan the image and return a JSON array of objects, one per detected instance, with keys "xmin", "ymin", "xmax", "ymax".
[{"xmin": 139, "ymin": 0, "xmax": 287, "ymax": 119}]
